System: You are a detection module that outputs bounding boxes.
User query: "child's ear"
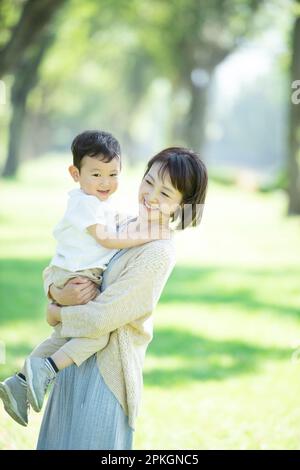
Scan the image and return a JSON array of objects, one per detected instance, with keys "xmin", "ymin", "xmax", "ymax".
[{"xmin": 69, "ymin": 165, "xmax": 80, "ymax": 182}]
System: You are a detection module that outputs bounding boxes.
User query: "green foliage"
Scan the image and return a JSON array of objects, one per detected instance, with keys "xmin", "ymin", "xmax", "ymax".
[
  {"xmin": 5, "ymin": 0, "xmax": 276, "ymax": 160},
  {"xmin": 0, "ymin": 0, "xmax": 21, "ymax": 48}
]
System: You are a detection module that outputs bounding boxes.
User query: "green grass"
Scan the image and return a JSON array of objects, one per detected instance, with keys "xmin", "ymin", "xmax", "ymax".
[{"xmin": 1, "ymin": 154, "xmax": 300, "ymax": 449}]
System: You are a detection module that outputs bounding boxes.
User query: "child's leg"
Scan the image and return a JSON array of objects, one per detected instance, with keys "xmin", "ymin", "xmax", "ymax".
[
  {"xmin": 0, "ymin": 325, "xmax": 68, "ymax": 423},
  {"xmin": 50, "ymin": 349, "xmax": 74, "ymax": 370},
  {"xmin": 37, "ymin": 266, "xmax": 105, "ymax": 371},
  {"xmin": 24, "ymin": 267, "xmax": 106, "ymax": 407},
  {"xmin": 20, "ymin": 266, "xmax": 103, "ymax": 374},
  {"xmin": 23, "ymin": 324, "xmax": 70, "ymax": 412},
  {"xmin": 22, "ymin": 264, "xmax": 104, "ymax": 370},
  {"xmin": 48, "ymin": 268, "xmax": 108, "ymax": 369},
  {"xmin": 19, "ymin": 323, "xmax": 68, "ymax": 376},
  {"xmin": 24, "ymin": 334, "xmax": 109, "ymax": 413},
  {"xmin": 53, "ymin": 334, "xmax": 110, "ymax": 369}
]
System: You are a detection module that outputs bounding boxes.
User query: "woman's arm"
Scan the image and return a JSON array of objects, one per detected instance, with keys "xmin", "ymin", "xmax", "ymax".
[{"xmin": 56, "ymin": 242, "xmax": 176, "ymax": 339}]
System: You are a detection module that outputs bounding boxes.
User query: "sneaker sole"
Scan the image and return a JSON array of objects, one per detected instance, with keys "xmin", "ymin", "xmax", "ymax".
[
  {"xmin": 0, "ymin": 382, "xmax": 27, "ymax": 427},
  {"xmin": 25, "ymin": 358, "xmax": 41, "ymax": 412}
]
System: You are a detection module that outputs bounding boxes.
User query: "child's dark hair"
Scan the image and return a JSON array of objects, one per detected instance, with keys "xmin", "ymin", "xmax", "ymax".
[
  {"xmin": 143, "ymin": 147, "xmax": 208, "ymax": 230},
  {"xmin": 71, "ymin": 130, "xmax": 121, "ymax": 171}
]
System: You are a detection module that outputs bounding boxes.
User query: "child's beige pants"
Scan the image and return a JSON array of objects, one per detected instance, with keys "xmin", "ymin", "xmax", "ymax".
[{"xmin": 22, "ymin": 265, "xmax": 108, "ymax": 370}]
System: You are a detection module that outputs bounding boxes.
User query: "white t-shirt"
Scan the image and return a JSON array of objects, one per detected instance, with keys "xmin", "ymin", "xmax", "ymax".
[{"xmin": 50, "ymin": 188, "xmax": 119, "ymax": 272}]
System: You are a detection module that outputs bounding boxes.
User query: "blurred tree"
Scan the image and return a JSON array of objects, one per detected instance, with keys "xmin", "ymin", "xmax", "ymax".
[
  {"xmin": 2, "ymin": 31, "xmax": 56, "ymax": 177},
  {"xmin": 0, "ymin": 0, "xmax": 65, "ymax": 77},
  {"xmin": 1, "ymin": 0, "xmax": 286, "ymax": 176},
  {"xmin": 19, "ymin": 0, "xmax": 157, "ymax": 163},
  {"xmin": 0, "ymin": 0, "xmax": 66, "ymax": 177},
  {"xmin": 287, "ymin": 1, "xmax": 300, "ymax": 214},
  {"xmin": 127, "ymin": 0, "xmax": 262, "ymax": 151},
  {"xmin": 20, "ymin": 0, "xmax": 266, "ymax": 164}
]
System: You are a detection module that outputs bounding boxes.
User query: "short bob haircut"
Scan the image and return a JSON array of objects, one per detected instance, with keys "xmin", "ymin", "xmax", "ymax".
[{"xmin": 143, "ymin": 147, "xmax": 208, "ymax": 230}]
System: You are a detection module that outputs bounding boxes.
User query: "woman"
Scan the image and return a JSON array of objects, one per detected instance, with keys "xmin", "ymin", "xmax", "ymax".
[{"xmin": 36, "ymin": 147, "xmax": 208, "ymax": 449}]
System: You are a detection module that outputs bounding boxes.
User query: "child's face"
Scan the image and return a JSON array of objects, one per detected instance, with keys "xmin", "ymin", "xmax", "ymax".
[
  {"xmin": 69, "ymin": 155, "xmax": 121, "ymax": 201},
  {"xmin": 138, "ymin": 162, "xmax": 183, "ymax": 225}
]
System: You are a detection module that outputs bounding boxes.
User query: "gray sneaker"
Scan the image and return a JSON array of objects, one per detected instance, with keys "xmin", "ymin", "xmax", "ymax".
[
  {"xmin": 0, "ymin": 375, "xmax": 29, "ymax": 426},
  {"xmin": 24, "ymin": 357, "xmax": 56, "ymax": 412}
]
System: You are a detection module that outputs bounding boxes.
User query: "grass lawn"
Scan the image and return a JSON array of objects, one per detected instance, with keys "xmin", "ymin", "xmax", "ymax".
[{"xmin": 1, "ymin": 154, "xmax": 300, "ymax": 449}]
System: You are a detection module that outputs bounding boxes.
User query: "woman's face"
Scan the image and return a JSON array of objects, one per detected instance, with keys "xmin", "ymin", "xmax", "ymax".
[{"xmin": 138, "ymin": 162, "xmax": 183, "ymax": 225}]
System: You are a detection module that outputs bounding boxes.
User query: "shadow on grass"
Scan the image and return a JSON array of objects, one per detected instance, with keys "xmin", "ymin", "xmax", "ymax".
[
  {"xmin": 0, "ymin": 258, "xmax": 49, "ymax": 325},
  {"xmin": 0, "ymin": 257, "xmax": 296, "ymax": 386},
  {"xmin": 160, "ymin": 265, "xmax": 300, "ymax": 319},
  {"xmin": 145, "ymin": 327, "xmax": 292, "ymax": 387}
]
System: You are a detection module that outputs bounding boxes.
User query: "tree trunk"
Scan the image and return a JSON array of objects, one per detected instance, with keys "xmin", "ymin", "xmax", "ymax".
[
  {"xmin": 0, "ymin": 0, "xmax": 66, "ymax": 78},
  {"xmin": 0, "ymin": 0, "xmax": 66, "ymax": 176},
  {"xmin": 172, "ymin": 39, "xmax": 231, "ymax": 153},
  {"xmin": 183, "ymin": 80, "xmax": 210, "ymax": 152},
  {"xmin": 2, "ymin": 87, "xmax": 27, "ymax": 177},
  {"xmin": 287, "ymin": 14, "xmax": 300, "ymax": 215},
  {"xmin": 2, "ymin": 33, "xmax": 54, "ymax": 177}
]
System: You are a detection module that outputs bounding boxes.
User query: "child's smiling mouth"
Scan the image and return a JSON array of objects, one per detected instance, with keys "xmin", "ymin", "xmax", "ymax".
[
  {"xmin": 97, "ymin": 189, "xmax": 110, "ymax": 196},
  {"xmin": 97, "ymin": 190, "xmax": 110, "ymax": 196}
]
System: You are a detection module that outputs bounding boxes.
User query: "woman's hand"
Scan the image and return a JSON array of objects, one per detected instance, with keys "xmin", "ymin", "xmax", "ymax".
[{"xmin": 49, "ymin": 277, "xmax": 99, "ymax": 306}]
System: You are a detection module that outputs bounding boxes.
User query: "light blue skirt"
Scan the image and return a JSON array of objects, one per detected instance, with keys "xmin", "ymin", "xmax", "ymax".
[{"xmin": 36, "ymin": 355, "xmax": 134, "ymax": 450}]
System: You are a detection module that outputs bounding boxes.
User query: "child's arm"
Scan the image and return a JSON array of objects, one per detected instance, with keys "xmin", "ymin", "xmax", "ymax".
[{"xmin": 87, "ymin": 219, "xmax": 170, "ymax": 249}]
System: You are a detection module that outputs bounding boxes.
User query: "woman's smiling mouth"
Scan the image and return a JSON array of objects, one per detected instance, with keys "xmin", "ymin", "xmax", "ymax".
[{"xmin": 143, "ymin": 198, "xmax": 160, "ymax": 211}]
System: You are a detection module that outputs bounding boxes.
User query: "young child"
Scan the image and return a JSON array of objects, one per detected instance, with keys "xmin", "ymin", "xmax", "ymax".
[{"xmin": 0, "ymin": 130, "xmax": 168, "ymax": 426}]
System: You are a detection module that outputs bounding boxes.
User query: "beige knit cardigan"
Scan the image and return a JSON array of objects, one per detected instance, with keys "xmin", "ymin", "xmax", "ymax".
[{"xmin": 43, "ymin": 239, "xmax": 176, "ymax": 430}]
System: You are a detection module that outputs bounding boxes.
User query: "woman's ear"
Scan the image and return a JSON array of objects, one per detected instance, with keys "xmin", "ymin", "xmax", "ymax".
[
  {"xmin": 170, "ymin": 203, "xmax": 182, "ymax": 224},
  {"xmin": 69, "ymin": 165, "xmax": 80, "ymax": 182},
  {"xmin": 171, "ymin": 202, "xmax": 186, "ymax": 230},
  {"xmin": 171, "ymin": 201, "xmax": 184, "ymax": 217}
]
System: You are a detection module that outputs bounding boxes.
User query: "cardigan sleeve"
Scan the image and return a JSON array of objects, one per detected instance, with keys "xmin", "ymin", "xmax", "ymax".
[{"xmin": 59, "ymin": 243, "xmax": 176, "ymax": 339}]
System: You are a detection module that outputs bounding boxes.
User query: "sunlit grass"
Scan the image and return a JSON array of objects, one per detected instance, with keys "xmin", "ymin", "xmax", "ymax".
[{"xmin": 1, "ymin": 154, "xmax": 300, "ymax": 449}]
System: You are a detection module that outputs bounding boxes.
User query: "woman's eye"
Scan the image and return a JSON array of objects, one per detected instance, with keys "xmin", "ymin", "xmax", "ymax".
[
  {"xmin": 93, "ymin": 174, "xmax": 100, "ymax": 177},
  {"xmin": 161, "ymin": 192, "xmax": 170, "ymax": 198},
  {"xmin": 145, "ymin": 180, "xmax": 152, "ymax": 185}
]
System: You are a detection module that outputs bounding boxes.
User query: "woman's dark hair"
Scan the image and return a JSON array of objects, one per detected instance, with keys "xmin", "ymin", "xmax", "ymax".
[
  {"xmin": 71, "ymin": 130, "xmax": 121, "ymax": 171},
  {"xmin": 143, "ymin": 147, "xmax": 208, "ymax": 230}
]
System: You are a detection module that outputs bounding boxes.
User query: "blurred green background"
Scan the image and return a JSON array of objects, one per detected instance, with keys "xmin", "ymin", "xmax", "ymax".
[{"xmin": 1, "ymin": 0, "xmax": 300, "ymax": 450}]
